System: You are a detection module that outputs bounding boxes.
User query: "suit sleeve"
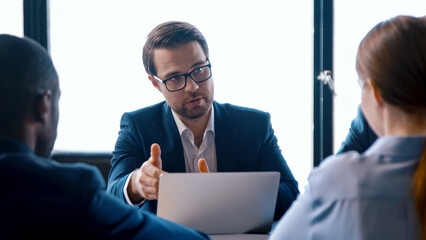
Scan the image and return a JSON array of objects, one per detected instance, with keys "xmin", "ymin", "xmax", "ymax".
[
  {"xmin": 106, "ymin": 112, "xmax": 150, "ymax": 203},
  {"xmin": 257, "ymin": 113, "xmax": 300, "ymax": 220},
  {"xmin": 336, "ymin": 105, "xmax": 378, "ymax": 154}
]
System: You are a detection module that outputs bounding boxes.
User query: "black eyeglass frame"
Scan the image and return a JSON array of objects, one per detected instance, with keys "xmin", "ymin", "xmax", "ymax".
[{"xmin": 153, "ymin": 58, "xmax": 212, "ymax": 92}]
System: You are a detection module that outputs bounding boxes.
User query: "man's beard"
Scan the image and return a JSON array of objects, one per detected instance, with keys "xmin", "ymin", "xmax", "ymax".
[{"xmin": 174, "ymin": 96, "xmax": 213, "ymax": 120}]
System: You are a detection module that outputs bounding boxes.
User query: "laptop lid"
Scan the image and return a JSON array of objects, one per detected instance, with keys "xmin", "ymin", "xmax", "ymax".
[{"xmin": 157, "ymin": 171, "xmax": 280, "ymax": 235}]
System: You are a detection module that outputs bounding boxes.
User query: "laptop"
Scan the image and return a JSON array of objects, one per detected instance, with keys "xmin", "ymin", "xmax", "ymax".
[{"xmin": 157, "ymin": 171, "xmax": 280, "ymax": 235}]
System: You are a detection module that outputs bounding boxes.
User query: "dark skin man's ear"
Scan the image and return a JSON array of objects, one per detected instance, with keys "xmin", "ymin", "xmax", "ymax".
[{"xmin": 34, "ymin": 90, "xmax": 52, "ymax": 124}]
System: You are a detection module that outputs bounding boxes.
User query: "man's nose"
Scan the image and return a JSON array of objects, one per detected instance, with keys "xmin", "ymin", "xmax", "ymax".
[{"xmin": 185, "ymin": 77, "xmax": 199, "ymax": 92}]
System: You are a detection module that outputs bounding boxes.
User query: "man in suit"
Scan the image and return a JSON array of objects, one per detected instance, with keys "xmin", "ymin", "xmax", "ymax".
[
  {"xmin": 0, "ymin": 34, "xmax": 210, "ymax": 239},
  {"xmin": 106, "ymin": 21, "xmax": 299, "ymax": 221}
]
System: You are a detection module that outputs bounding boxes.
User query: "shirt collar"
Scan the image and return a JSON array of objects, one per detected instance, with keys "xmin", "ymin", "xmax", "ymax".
[
  {"xmin": 172, "ymin": 106, "xmax": 215, "ymax": 137},
  {"xmin": 365, "ymin": 135, "xmax": 426, "ymax": 159}
]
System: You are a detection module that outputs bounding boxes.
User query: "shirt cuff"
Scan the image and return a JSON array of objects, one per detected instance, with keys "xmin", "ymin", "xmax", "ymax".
[{"xmin": 123, "ymin": 171, "xmax": 146, "ymax": 206}]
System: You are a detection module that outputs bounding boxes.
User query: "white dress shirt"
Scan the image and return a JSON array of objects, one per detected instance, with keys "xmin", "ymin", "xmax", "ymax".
[{"xmin": 172, "ymin": 107, "xmax": 217, "ymax": 173}]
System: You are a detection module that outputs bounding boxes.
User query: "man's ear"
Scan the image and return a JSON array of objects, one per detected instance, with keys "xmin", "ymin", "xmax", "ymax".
[
  {"xmin": 148, "ymin": 75, "xmax": 162, "ymax": 92},
  {"xmin": 34, "ymin": 90, "xmax": 52, "ymax": 124}
]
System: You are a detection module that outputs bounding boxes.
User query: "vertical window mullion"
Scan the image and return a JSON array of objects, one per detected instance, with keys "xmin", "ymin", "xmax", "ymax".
[
  {"xmin": 23, "ymin": 0, "xmax": 49, "ymax": 51},
  {"xmin": 313, "ymin": 0, "xmax": 333, "ymax": 167}
]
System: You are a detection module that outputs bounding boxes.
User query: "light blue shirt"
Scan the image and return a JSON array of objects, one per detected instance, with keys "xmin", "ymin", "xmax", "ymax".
[{"xmin": 270, "ymin": 136, "xmax": 424, "ymax": 240}]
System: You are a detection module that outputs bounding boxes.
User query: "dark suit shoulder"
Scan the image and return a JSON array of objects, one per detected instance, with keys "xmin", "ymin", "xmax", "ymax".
[
  {"xmin": 1, "ymin": 152, "xmax": 105, "ymax": 193},
  {"xmin": 0, "ymin": 154, "xmax": 106, "ymax": 225},
  {"xmin": 215, "ymin": 102, "xmax": 269, "ymax": 119},
  {"xmin": 128, "ymin": 101, "xmax": 166, "ymax": 115},
  {"xmin": 49, "ymin": 159, "xmax": 106, "ymax": 191},
  {"xmin": 124, "ymin": 101, "xmax": 167, "ymax": 123}
]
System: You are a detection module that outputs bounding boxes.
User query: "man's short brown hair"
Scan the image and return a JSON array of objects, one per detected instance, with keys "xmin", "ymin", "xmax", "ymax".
[{"xmin": 142, "ymin": 21, "xmax": 209, "ymax": 76}]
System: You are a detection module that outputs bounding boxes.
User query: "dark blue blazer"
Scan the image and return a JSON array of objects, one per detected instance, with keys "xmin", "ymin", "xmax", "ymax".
[
  {"xmin": 336, "ymin": 105, "xmax": 378, "ymax": 154},
  {"xmin": 0, "ymin": 138, "xmax": 209, "ymax": 239},
  {"xmin": 107, "ymin": 101, "xmax": 299, "ymax": 220}
]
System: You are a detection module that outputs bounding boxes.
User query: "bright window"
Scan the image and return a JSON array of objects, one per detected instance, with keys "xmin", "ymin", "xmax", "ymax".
[
  {"xmin": 333, "ymin": 0, "xmax": 426, "ymax": 152},
  {"xmin": 49, "ymin": 1, "xmax": 313, "ymax": 192},
  {"xmin": 0, "ymin": 0, "xmax": 23, "ymax": 37}
]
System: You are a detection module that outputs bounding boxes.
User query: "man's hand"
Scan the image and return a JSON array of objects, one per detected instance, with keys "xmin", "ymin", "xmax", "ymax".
[
  {"xmin": 198, "ymin": 158, "xmax": 210, "ymax": 173},
  {"xmin": 128, "ymin": 143, "xmax": 167, "ymax": 203}
]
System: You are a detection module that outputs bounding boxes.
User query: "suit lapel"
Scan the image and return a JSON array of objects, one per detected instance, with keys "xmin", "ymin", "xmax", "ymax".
[
  {"xmin": 214, "ymin": 102, "xmax": 240, "ymax": 172},
  {"xmin": 150, "ymin": 102, "xmax": 186, "ymax": 173}
]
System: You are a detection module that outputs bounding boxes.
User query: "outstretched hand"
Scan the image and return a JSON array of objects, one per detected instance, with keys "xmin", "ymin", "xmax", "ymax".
[
  {"xmin": 129, "ymin": 147, "xmax": 209, "ymax": 204},
  {"xmin": 128, "ymin": 143, "xmax": 167, "ymax": 203}
]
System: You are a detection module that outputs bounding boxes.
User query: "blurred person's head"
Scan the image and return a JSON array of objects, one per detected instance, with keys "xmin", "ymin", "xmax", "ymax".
[
  {"xmin": 0, "ymin": 34, "xmax": 60, "ymax": 157},
  {"xmin": 356, "ymin": 15, "xmax": 426, "ymax": 136}
]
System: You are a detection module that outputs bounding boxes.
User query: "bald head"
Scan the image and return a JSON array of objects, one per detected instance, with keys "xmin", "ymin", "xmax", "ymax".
[{"xmin": 0, "ymin": 34, "xmax": 59, "ymax": 127}]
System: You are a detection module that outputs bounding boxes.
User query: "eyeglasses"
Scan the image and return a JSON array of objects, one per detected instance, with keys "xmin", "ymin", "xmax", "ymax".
[{"xmin": 153, "ymin": 59, "xmax": 212, "ymax": 92}]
